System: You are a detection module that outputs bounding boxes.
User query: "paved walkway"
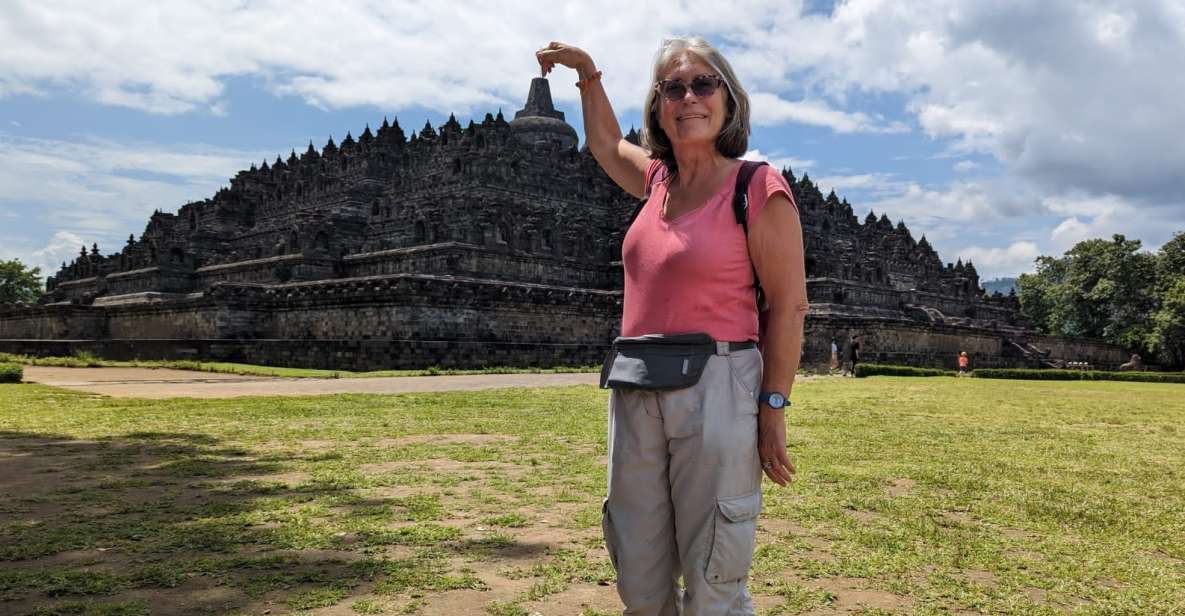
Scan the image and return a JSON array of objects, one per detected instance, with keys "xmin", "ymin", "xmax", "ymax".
[{"xmin": 21, "ymin": 366, "xmax": 601, "ymax": 399}]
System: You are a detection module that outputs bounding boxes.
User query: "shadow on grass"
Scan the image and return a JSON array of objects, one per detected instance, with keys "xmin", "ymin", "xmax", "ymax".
[
  {"xmin": 0, "ymin": 430, "xmax": 447, "ymax": 615},
  {"xmin": 0, "ymin": 427, "xmax": 593, "ymax": 615}
]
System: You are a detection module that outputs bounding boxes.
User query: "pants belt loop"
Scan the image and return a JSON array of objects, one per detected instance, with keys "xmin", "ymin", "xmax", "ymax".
[{"xmin": 715, "ymin": 341, "xmax": 730, "ymax": 356}]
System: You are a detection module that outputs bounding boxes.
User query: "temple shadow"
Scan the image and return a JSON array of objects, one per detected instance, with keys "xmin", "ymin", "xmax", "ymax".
[{"xmin": 0, "ymin": 430, "xmax": 407, "ymax": 614}]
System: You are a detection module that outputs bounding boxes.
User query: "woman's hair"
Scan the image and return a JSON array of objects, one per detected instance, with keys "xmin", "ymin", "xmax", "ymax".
[{"xmin": 641, "ymin": 36, "xmax": 751, "ymax": 176}]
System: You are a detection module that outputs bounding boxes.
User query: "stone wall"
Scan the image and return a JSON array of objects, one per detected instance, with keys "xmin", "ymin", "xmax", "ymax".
[
  {"xmin": 0, "ymin": 275, "xmax": 620, "ymax": 370},
  {"xmin": 2, "ymin": 289, "xmax": 1131, "ymax": 372},
  {"xmin": 1024, "ymin": 333, "xmax": 1131, "ymax": 369},
  {"xmin": 0, "ymin": 305, "xmax": 107, "ymax": 339},
  {"xmin": 341, "ymin": 242, "xmax": 616, "ymax": 289},
  {"xmin": 801, "ymin": 316, "xmax": 1131, "ymax": 372}
]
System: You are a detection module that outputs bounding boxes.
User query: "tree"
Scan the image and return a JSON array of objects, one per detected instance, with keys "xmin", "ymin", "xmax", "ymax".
[
  {"xmin": 0, "ymin": 259, "xmax": 44, "ymax": 305},
  {"xmin": 1017, "ymin": 256, "xmax": 1066, "ymax": 335},
  {"xmin": 1148, "ymin": 232, "xmax": 1185, "ymax": 369},
  {"xmin": 1148, "ymin": 278, "xmax": 1185, "ymax": 369},
  {"xmin": 1018, "ymin": 234, "xmax": 1156, "ymax": 351}
]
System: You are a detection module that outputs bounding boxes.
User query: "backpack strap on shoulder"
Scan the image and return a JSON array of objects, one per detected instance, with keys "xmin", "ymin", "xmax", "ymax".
[{"xmin": 732, "ymin": 161, "xmax": 769, "ymax": 308}]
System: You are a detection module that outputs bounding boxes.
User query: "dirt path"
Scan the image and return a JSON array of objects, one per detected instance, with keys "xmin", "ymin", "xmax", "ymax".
[{"xmin": 21, "ymin": 366, "xmax": 601, "ymax": 399}]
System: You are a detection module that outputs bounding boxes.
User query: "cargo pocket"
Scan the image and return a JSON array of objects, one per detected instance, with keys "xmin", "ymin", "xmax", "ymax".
[
  {"xmin": 705, "ymin": 490, "xmax": 762, "ymax": 584},
  {"xmin": 601, "ymin": 498, "xmax": 620, "ymax": 573}
]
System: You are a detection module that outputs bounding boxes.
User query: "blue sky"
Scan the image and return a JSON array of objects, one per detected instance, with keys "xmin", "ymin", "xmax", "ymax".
[{"xmin": 2, "ymin": 0, "xmax": 1183, "ymax": 282}]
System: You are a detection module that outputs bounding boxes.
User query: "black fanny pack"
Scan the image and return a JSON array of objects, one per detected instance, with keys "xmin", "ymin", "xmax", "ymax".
[{"xmin": 600, "ymin": 333, "xmax": 755, "ymax": 391}]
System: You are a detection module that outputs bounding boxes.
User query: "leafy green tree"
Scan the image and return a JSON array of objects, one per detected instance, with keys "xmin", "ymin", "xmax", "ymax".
[
  {"xmin": 0, "ymin": 259, "xmax": 44, "ymax": 305},
  {"xmin": 1018, "ymin": 234, "xmax": 1156, "ymax": 350},
  {"xmin": 1154, "ymin": 232, "xmax": 1185, "ymax": 290},
  {"xmin": 1149, "ymin": 278, "xmax": 1185, "ymax": 369},
  {"xmin": 1148, "ymin": 232, "xmax": 1185, "ymax": 368},
  {"xmin": 1017, "ymin": 256, "xmax": 1066, "ymax": 335}
]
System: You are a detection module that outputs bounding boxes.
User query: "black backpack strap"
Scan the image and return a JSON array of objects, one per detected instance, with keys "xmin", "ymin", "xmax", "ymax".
[{"xmin": 732, "ymin": 161, "xmax": 769, "ymax": 308}]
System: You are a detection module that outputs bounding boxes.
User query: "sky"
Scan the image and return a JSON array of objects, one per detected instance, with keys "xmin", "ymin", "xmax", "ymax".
[{"xmin": 2, "ymin": 0, "xmax": 1183, "ymax": 282}]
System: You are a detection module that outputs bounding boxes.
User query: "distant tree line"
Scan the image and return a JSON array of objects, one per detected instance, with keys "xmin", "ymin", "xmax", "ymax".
[
  {"xmin": 1018, "ymin": 232, "xmax": 1185, "ymax": 370},
  {"xmin": 0, "ymin": 259, "xmax": 43, "ymax": 305}
]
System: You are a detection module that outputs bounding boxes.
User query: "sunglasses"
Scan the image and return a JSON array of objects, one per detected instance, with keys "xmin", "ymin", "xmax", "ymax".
[{"xmin": 654, "ymin": 74, "xmax": 725, "ymax": 102}]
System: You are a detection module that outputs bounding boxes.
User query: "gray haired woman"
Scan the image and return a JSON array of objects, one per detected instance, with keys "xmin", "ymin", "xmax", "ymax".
[{"xmin": 537, "ymin": 37, "xmax": 809, "ymax": 615}]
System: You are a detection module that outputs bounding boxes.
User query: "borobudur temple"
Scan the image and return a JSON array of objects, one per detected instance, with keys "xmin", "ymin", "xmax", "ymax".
[{"xmin": 0, "ymin": 78, "xmax": 1129, "ymax": 371}]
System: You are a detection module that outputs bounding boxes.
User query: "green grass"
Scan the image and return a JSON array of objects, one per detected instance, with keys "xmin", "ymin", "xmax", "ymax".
[
  {"xmin": 0, "ymin": 351, "xmax": 598, "ymax": 378},
  {"xmin": 1, "ymin": 377, "xmax": 1183, "ymax": 614}
]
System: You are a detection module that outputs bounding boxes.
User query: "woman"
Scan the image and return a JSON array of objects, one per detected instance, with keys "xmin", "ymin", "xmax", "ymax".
[{"xmin": 537, "ymin": 37, "xmax": 809, "ymax": 615}]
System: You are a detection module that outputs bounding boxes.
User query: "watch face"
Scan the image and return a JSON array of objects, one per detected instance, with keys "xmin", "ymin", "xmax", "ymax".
[{"xmin": 768, "ymin": 393, "xmax": 786, "ymax": 408}]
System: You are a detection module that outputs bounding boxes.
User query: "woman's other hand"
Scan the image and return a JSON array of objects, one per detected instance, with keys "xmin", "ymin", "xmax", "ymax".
[
  {"xmin": 535, "ymin": 41, "xmax": 593, "ymax": 77},
  {"xmin": 758, "ymin": 409, "xmax": 796, "ymax": 486}
]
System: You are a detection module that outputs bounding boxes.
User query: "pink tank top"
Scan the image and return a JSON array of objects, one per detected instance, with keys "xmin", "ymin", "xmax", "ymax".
[{"xmin": 621, "ymin": 159, "xmax": 796, "ymax": 341}]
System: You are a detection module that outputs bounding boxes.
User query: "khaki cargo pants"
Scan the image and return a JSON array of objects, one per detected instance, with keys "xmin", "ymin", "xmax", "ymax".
[{"xmin": 602, "ymin": 344, "xmax": 764, "ymax": 616}]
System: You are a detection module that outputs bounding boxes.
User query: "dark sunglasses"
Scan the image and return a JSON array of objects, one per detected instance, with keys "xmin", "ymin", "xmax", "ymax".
[{"xmin": 654, "ymin": 74, "xmax": 724, "ymax": 102}]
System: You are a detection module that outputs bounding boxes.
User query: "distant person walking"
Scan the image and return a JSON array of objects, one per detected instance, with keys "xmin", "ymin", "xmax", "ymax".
[
  {"xmin": 844, "ymin": 334, "xmax": 861, "ymax": 376},
  {"xmin": 830, "ymin": 337, "xmax": 839, "ymax": 374},
  {"xmin": 537, "ymin": 37, "xmax": 809, "ymax": 615},
  {"xmin": 958, "ymin": 351, "xmax": 969, "ymax": 376}
]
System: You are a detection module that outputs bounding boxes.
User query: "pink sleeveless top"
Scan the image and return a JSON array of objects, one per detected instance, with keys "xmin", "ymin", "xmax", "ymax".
[{"xmin": 621, "ymin": 159, "xmax": 796, "ymax": 341}]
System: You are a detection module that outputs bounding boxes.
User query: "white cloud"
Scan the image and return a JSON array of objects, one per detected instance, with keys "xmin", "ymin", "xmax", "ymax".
[
  {"xmin": 814, "ymin": 172, "xmax": 906, "ymax": 198},
  {"xmin": 5, "ymin": 1, "xmax": 1178, "ymax": 206},
  {"xmin": 1, "ymin": 0, "xmax": 1182, "ymax": 281},
  {"xmin": 814, "ymin": 1, "xmax": 1185, "ymax": 204},
  {"xmin": 741, "ymin": 149, "xmax": 814, "ymax": 171},
  {"xmin": 29, "ymin": 231, "xmax": 90, "ymax": 277},
  {"xmin": 956, "ymin": 241, "xmax": 1041, "ymax": 278},
  {"xmin": 864, "ymin": 180, "xmax": 1037, "ymax": 225},
  {"xmin": 0, "ymin": 134, "xmax": 270, "ymax": 275},
  {"xmin": 750, "ymin": 92, "xmax": 909, "ymax": 134},
  {"xmin": 1043, "ymin": 192, "xmax": 1181, "ymax": 252},
  {"xmin": 0, "ymin": 0, "xmax": 899, "ymax": 137}
]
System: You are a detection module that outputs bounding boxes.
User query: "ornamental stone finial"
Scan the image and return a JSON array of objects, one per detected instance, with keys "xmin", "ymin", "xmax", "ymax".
[{"xmin": 515, "ymin": 77, "xmax": 565, "ymax": 122}]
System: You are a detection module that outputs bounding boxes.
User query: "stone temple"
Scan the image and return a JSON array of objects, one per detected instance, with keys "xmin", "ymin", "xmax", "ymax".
[{"xmin": 0, "ymin": 78, "xmax": 1128, "ymax": 370}]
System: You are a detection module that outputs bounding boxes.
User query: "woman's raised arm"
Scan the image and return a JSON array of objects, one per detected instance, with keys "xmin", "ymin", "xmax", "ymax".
[{"xmin": 536, "ymin": 42, "xmax": 651, "ymax": 198}]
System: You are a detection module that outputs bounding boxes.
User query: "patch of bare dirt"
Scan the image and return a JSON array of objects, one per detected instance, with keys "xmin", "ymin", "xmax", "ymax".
[
  {"xmin": 299, "ymin": 439, "xmax": 338, "ymax": 450},
  {"xmin": 520, "ymin": 582, "xmax": 622, "ymax": 615},
  {"xmin": 940, "ymin": 510, "xmax": 974, "ymax": 525},
  {"xmin": 375, "ymin": 434, "xmax": 518, "ymax": 447},
  {"xmin": 419, "ymin": 557, "xmax": 537, "ymax": 616},
  {"xmin": 886, "ymin": 478, "xmax": 916, "ymax": 497},
  {"xmin": 845, "ymin": 508, "xmax": 881, "ymax": 523},
  {"xmin": 758, "ymin": 516, "xmax": 811, "ymax": 537},
  {"xmin": 4, "ymin": 577, "xmax": 248, "ymax": 616},
  {"xmin": 805, "ymin": 576, "xmax": 915, "ymax": 613},
  {"xmin": 363, "ymin": 458, "xmax": 528, "ymax": 479},
  {"xmin": 1145, "ymin": 549, "xmax": 1184, "ymax": 565},
  {"xmin": 216, "ymin": 470, "xmax": 311, "ymax": 486},
  {"xmin": 963, "ymin": 569, "xmax": 998, "ymax": 587},
  {"xmin": 1026, "ymin": 587, "xmax": 1051, "ymax": 605}
]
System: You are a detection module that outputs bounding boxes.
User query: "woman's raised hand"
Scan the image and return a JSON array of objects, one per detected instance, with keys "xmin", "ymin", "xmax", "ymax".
[{"xmin": 535, "ymin": 42, "xmax": 593, "ymax": 77}]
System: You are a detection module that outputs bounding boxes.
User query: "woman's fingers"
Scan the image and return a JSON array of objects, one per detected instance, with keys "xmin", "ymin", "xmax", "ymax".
[
  {"xmin": 758, "ymin": 415, "xmax": 795, "ymax": 486},
  {"xmin": 773, "ymin": 449, "xmax": 795, "ymax": 484},
  {"xmin": 535, "ymin": 42, "xmax": 584, "ymax": 73}
]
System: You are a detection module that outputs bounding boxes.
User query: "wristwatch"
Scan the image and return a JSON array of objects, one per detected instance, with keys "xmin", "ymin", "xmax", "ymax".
[{"xmin": 758, "ymin": 391, "xmax": 789, "ymax": 410}]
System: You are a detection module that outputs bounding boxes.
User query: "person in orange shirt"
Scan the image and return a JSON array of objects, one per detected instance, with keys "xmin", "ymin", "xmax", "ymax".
[{"xmin": 958, "ymin": 351, "xmax": 969, "ymax": 376}]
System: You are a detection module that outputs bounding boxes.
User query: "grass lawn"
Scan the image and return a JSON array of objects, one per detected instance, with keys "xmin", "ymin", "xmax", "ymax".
[{"xmin": 1, "ymin": 377, "xmax": 1183, "ymax": 615}]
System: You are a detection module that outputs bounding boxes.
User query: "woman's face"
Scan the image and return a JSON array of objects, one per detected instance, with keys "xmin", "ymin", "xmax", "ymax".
[{"xmin": 655, "ymin": 53, "xmax": 728, "ymax": 152}]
